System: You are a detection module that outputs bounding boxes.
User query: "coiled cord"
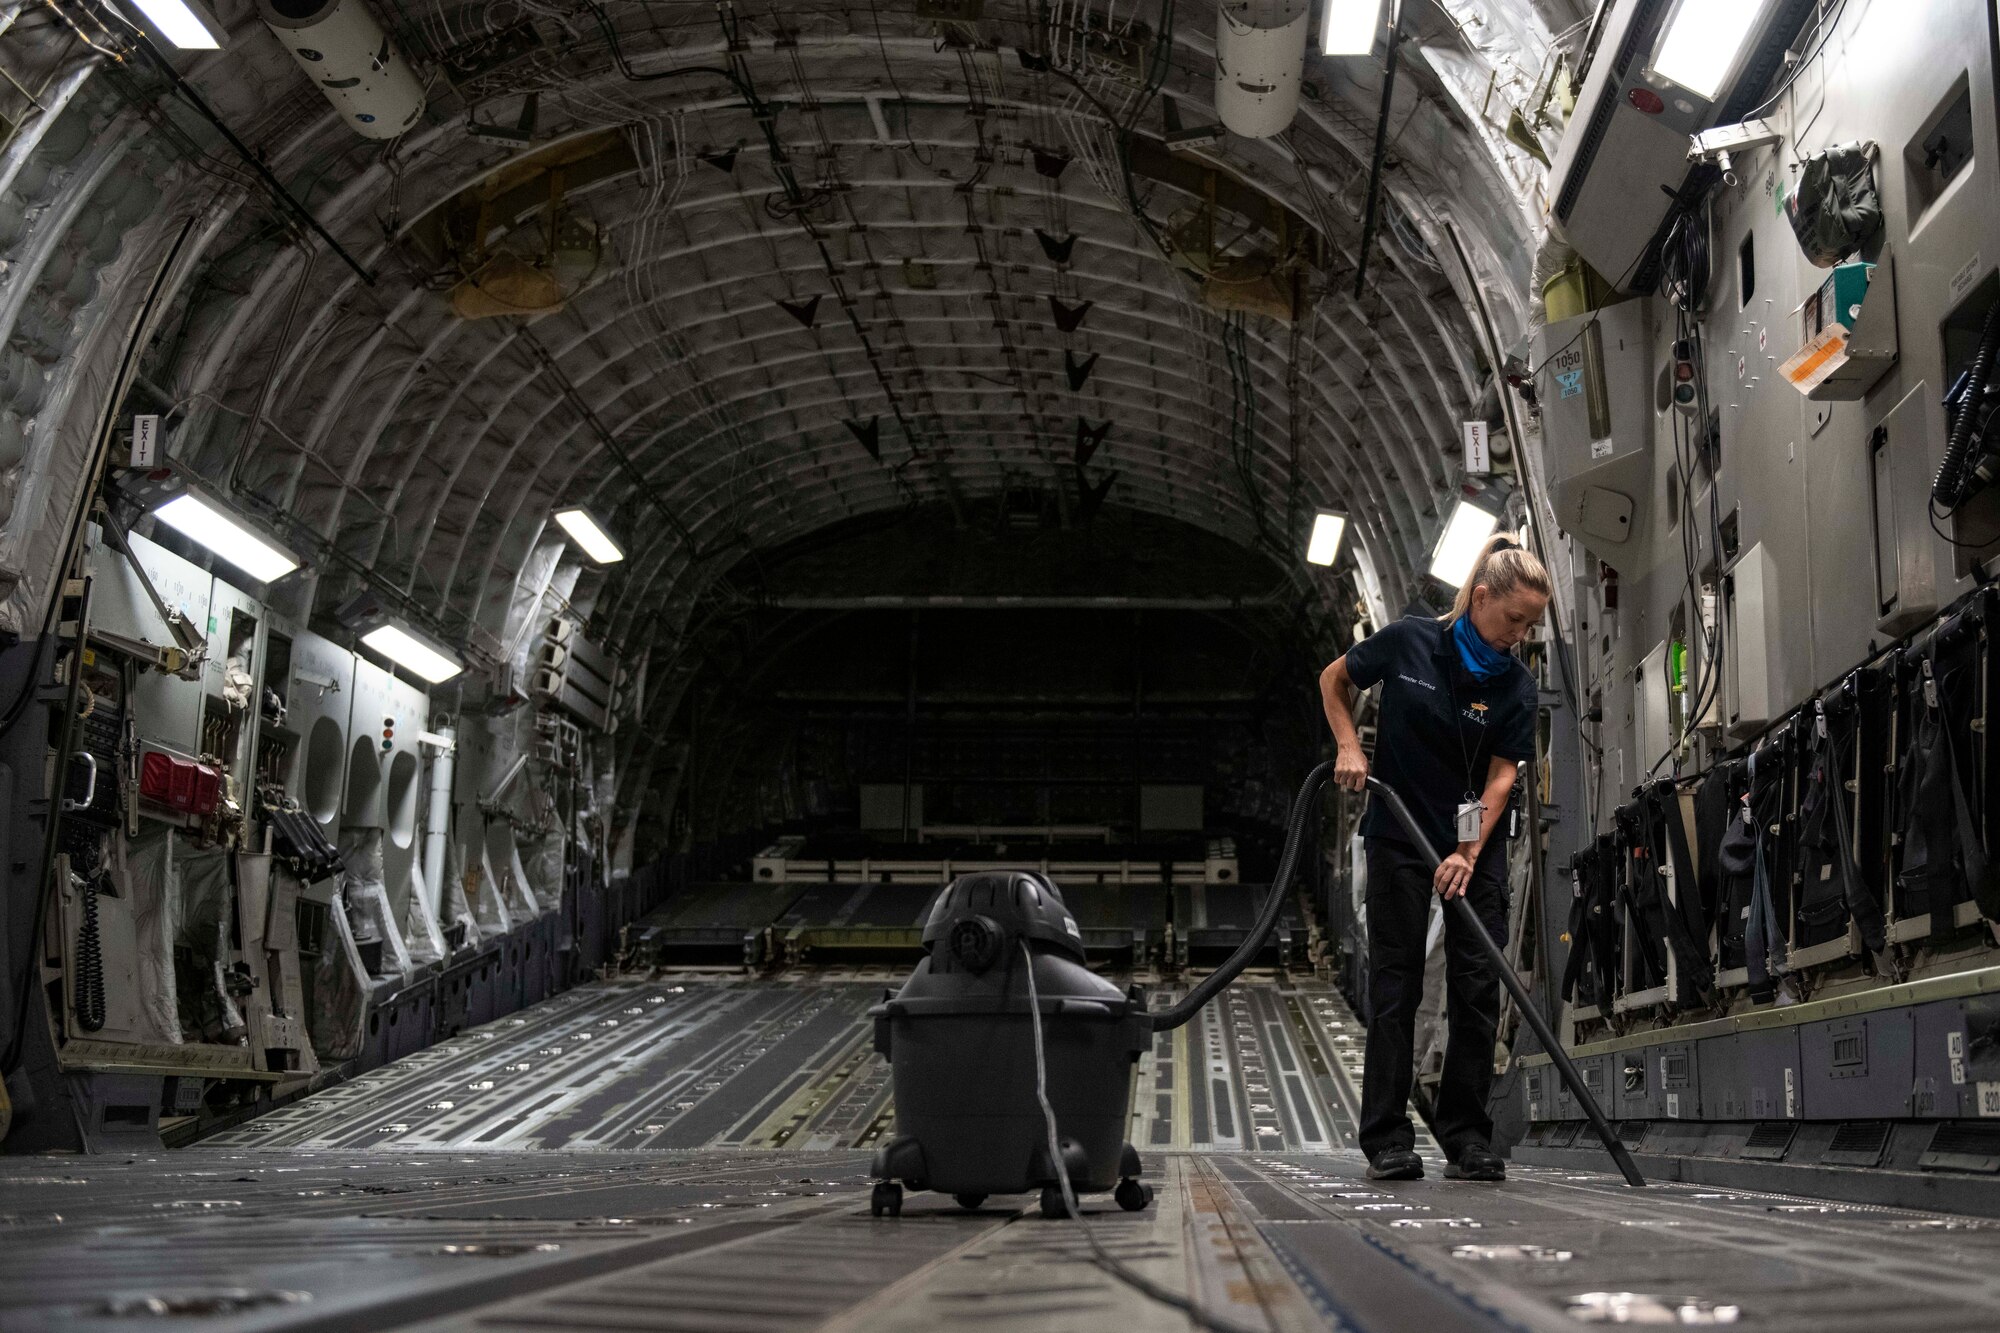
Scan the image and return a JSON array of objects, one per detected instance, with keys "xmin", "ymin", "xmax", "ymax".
[
  {"xmin": 1933, "ymin": 301, "xmax": 2000, "ymax": 510},
  {"xmin": 73, "ymin": 873, "xmax": 105, "ymax": 1033},
  {"xmin": 1660, "ymin": 206, "xmax": 1711, "ymax": 314}
]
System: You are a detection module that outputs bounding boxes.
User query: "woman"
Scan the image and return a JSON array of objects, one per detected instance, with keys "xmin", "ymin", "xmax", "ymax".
[{"xmin": 1319, "ymin": 533, "xmax": 1550, "ymax": 1182}]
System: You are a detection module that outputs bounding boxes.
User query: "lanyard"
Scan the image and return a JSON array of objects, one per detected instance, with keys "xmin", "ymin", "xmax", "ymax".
[{"xmin": 1442, "ymin": 655, "xmax": 1483, "ymax": 802}]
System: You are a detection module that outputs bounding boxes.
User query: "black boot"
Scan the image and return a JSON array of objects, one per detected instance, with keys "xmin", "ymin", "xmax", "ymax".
[
  {"xmin": 1444, "ymin": 1143, "xmax": 1506, "ymax": 1181},
  {"xmin": 1366, "ymin": 1146, "xmax": 1424, "ymax": 1180}
]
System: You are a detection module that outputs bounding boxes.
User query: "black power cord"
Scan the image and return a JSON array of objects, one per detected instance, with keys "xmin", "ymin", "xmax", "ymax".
[
  {"xmin": 1933, "ymin": 301, "xmax": 2000, "ymax": 510},
  {"xmin": 1022, "ymin": 939, "xmax": 1263, "ymax": 1333},
  {"xmin": 1659, "ymin": 206, "xmax": 1711, "ymax": 315},
  {"xmin": 73, "ymin": 872, "xmax": 105, "ymax": 1034}
]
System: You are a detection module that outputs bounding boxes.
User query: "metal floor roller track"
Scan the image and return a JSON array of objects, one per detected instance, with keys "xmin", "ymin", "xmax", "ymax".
[{"xmin": 6, "ymin": 974, "xmax": 2000, "ymax": 1331}]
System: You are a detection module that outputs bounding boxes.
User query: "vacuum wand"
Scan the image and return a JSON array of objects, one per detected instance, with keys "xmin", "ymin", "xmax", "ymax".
[{"xmin": 1365, "ymin": 776, "xmax": 1646, "ymax": 1188}]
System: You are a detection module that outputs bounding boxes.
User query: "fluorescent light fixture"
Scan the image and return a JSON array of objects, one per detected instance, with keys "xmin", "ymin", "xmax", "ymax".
[
  {"xmin": 1322, "ymin": 0, "xmax": 1385, "ymax": 55},
  {"xmin": 1305, "ymin": 511, "xmax": 1348, "ymax": 567},
  {"xmin": 361, "ymin": 624, "xmax": 463, "ymax": 684},
  {"xmin": 554, "ymin": 507, "xmax": 626, "ymax": 564},
  {"xmin": 1651, "ymin": 0, "xmax": 1769, "ymax": 100},
  {"xmin": 153, "ymin": 492, "xmax": 300, "ymax": 583},
  {"xmin": 1428, "ymin": 499, "xmax": 1501, "ymax": 587},
  {"xmin": 127, "ymin": 0, "xmax": 226, "ymax": 50}
]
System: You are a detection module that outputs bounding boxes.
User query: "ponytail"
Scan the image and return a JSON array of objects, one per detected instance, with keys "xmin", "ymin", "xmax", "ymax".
[{"xmin": 1441, "ymin": 532, "xmax": 1552, "ymax": 623}]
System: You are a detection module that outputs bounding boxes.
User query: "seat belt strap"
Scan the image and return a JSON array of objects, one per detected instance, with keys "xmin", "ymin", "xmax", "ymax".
[
  {"xmin": 1744, "ymin": 743, "xmax": 1788, "ymax": 999},
  {"xmin": 1644, "ymin": 780, "xmax": 1715, "ymax": 998},
  {"xmin": 1929, "ymin": 647, "xmax": 2000, "ymax": 922},
  {"xmin": 1817, "ymin": 696, "xmax": 1888, "ymax": 955},
  {"xmin": 1561, "ymin": 853, "xmax": 1590, "ymax": 1004}
]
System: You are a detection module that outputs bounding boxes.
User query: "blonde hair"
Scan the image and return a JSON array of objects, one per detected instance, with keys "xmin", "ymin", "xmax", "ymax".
[{"xmin": 1442, "ymin": 532, "xmax": 1552, "ymax": 623}]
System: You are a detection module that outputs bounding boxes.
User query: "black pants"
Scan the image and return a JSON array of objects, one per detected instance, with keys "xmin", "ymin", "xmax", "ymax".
[{"xmin": 1358, "ymin": 836, "xmax": 1510, "ymax": 1161}]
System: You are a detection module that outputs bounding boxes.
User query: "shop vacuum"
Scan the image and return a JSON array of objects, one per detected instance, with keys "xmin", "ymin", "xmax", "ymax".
[{"xmin": 866, "ymin": 767, "xmax": 1643, "ymax": 1219}]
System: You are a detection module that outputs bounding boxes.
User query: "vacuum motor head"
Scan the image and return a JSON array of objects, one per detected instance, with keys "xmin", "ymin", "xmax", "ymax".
[{"xmin": 919, "ymin": 870, "xmax": 1086, "ymax": 972}]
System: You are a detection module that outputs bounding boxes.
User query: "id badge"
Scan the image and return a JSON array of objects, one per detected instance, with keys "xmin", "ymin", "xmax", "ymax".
[{"xmin": 1456, "ymin": 799, "xmax": 1484, "ymax": 843}]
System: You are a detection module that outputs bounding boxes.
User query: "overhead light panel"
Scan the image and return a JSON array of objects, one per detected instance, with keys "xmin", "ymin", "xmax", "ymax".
[
  {"xmin": 126, "ymin": 0, "xmax": 226, "ymax": 50},
  {"xmin": 555, "ymin": 507, "xmax": 625, "ymax": 564},
  {"xmin": 1305, "ymin": 511, "xmax": 1348, "ymax": 567},
  {"xmin": 153, "ymin": 492, "xmax": 300, "ymax": 583},
  {"xmin": 1322, "ymin": 0, "xmax": 1385, "ymax": 55},
  {"xmin": 1651, "ymin": 0, "xmax": 1770, "ymax": 100},
  {"xmin": 361, "ymin": 624, "xmax": 463, "ymax": 684},
  {"xmin": 1428, "ymin": 498, "xmax": 1501, "ymax": 587}
]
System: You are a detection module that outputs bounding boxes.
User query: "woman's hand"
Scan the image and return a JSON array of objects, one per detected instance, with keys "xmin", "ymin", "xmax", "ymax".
[
  {"xmin": 1334, "ymin": 745, "xmax": 1369, "ymax": 793},
  {"xmin": 1434, "ymin": 851, "xmax": 1475, "ymax": 899}
]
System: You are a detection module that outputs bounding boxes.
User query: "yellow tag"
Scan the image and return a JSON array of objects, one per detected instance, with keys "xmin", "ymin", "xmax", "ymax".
[{"xmin": 81, "ymin": 649, "xmax": 95, "ymax": 666}]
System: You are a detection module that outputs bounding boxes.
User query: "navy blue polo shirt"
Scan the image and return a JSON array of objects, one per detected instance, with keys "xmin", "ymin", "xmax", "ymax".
[{"xmin": 1341, "ymin": 615, "xmax": 1536, "ymax": 858}]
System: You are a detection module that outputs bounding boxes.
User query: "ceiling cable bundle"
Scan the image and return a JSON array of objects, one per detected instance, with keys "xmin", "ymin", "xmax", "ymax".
[{"xmin": 1659, "ymin": 205, "xmax": 1712, "ymax": 315}]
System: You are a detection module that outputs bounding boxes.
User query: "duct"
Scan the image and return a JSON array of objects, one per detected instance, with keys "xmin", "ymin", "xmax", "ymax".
[{"xmin": 257, "ymin": 0, "xmax": 425, "ymax": 142}]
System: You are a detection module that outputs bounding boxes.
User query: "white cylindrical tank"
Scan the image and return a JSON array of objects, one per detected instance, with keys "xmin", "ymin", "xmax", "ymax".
[
  {"xmin": 1215, "ymin": 0, "xmax": 1310, "ymax": 140},
  {"xmin": 258, "ymin": 0, "xmax": 425, "ymax": 141},
  {"xmin": 420, "ymin": 719, "xmax": 456, "ymax": 923}
]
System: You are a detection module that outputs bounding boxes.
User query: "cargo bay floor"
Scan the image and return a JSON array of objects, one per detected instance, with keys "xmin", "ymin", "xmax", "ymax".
[{"xmin": 5, "ymin": 973, "xmax": 2000, "ymax": 1332}]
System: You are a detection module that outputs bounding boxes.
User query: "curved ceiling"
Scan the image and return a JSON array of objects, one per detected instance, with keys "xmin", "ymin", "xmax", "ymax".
[{"xmin": 0, "ymin": 0, "xmax": 1577, "ymax": 828}]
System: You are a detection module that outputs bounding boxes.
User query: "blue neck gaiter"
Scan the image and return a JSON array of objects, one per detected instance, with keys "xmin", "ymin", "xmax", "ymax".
[{"xmin": 1453, "ymin": 614, "xmax": 1510, "ymax": 680}]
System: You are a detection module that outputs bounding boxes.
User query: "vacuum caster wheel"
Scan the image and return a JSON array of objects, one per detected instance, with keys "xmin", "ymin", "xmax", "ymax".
[
  {"xmin": 1039, "ymin": 1185, "xmax": 1072, "ymax": 1219},
  {"xmin": 1114, "ymin": 1178, "xmax": 1153, "ymax": 1212},
  {"xmin": 953, "ymin": 1193, "xmax": 986, "ymax": 1211},
  {"xmin": 870, "ymin": 1182, "xmax": 903, "ymax": 1218}
]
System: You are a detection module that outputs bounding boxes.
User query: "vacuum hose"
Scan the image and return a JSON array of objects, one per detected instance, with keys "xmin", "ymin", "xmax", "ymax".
[
  {"xmin": 1933, "ymin": 300, "xmax": 2000, "ymax": 509},
  {"xmin": 1148, "ymin": 759, "xmax": 1335, "ymax": 1031},
  {"xmin": 1363, "ymin": 777, "xmax": 1645, "ymax": 1187},
  {"xmin": 1147, "ymin": 760, "xmax": 1645, "ymax": 1187}
]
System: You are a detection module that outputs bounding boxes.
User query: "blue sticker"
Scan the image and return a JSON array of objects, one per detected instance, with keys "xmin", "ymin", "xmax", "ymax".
[{"xmin": 1556, "ymin": 369, "xmax": 1584, "ymax": 399}]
